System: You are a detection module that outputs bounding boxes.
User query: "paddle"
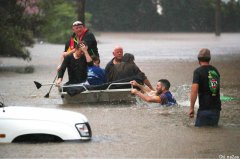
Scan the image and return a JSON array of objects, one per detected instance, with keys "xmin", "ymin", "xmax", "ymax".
[
  {"xmin": 34, "ymin": 81, "xmax": 56, "ymax": 89},
  {"xmin": 33, "ymin": 74, "xmax": 58, "ymax": 97},
  {"xmin": 44, "ymin": 74, "xmax": 58, "ymax": 98}
]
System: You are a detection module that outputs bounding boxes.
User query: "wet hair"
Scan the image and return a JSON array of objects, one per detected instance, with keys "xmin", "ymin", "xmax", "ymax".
[
  {"xmin": 92, "ymin": 56, "xmax": 100, "ymax": 63},
  {"xmin": 198, "ymin": 48, "xmax": 211, "ymax": 62},
  {"xmin": 158, "ymin": 79, "xmax": 171, "ymax": 90},
  {"xmin": 122, "ymin": 53, "xmax": 135, "ymax": 63},
  {"xmin": 198, "ymin": 57, "xmax": 211, "ymax": 62}
]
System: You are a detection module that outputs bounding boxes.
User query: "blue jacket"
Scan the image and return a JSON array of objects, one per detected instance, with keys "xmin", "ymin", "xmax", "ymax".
[{"xmin": 87, "ymin": 66, "xmax": 106, "ymax": 85}]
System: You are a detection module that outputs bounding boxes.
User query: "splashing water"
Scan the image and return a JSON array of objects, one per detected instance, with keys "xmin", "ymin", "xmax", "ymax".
[{"xmin": 172, "ymin": 84, "xmax": 199, "ymax": 107}]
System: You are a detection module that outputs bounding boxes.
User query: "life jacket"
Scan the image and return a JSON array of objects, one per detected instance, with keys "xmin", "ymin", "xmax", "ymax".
[
  {"xmin": 66, "ymin": 28, "xmax": 88, "ymax": 53},
  {"xmin": 66, "ymin": 36, "xmax": 78, "ymax": 53},
  {"xmin": 79, "ymin": 28, "xmax": 88, "ymax": 41}
]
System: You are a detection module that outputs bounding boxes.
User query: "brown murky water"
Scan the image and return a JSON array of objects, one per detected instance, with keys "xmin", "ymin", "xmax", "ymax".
[{"xmin": 0, "ymin": 33, "xmax": 240, "ymax": 158}]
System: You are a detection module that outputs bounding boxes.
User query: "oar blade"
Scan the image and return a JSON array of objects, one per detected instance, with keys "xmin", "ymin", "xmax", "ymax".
[
  {"xmin": 44, "ymin": 93, "xmax": 50, "ymax": 98},
  {"xmin": 34, "ymin": 81, "xmax": 42, "ymax": 89}
]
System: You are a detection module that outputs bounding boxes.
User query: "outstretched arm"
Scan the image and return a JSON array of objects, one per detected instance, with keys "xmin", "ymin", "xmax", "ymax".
[
  {"xmin": 131, "ymin": 89, "xmax": 161, "ymax": 103},
  {"xmin": 130, "ymin": 80, "xmax": 152, "ymax": 93},
  {"xmin": 56, "ymin": 55, "xmax": 68, "ymax": 86}
]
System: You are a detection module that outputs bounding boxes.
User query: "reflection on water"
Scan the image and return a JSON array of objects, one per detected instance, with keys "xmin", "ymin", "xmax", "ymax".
[{"xmin": 91, "ymin": 135, "xmax": 118, "ymax": 143}]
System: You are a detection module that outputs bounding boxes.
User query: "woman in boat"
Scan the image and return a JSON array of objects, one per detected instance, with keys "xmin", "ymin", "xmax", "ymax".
[{"xmin": 56, "ymin": 42, "xmax": 93, "ymax": 86}]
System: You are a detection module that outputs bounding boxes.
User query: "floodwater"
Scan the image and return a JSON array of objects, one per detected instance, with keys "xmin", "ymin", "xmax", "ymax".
[{"xmin": 0, "ymin": 33, "xmax": 240, "ymax": 158}]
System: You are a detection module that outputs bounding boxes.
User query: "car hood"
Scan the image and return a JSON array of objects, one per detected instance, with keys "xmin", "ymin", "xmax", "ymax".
[{"xmin": 0, "ymin": 106, "xmax": 88, "ymax": 124}]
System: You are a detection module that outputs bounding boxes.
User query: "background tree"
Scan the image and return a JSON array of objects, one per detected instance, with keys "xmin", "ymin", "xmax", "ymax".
[
  {"xmin": 1, "ymin": 0, "xmax": 240, "ymax": 61},
  {"xmin": 160, "ymin": 0, "xmax": 216, "ymax": 32},
  {"xmin": 86, "ymin": 0, "xmax": 160, "ymax": 31},
  {"xmin": 39, "ymin": 0, "xmax": 77, "ymax": 43},
  {"xmin": 0, "ymin": 0, "xmax": 41, "ymax": 60},
  {"xmin": 86, "ymin": 0, "xmax": 240, "ymax": 32},
  {"xmin": 215, "ymin": 0, "xmax": 221, "ymax": 36},
  {"xmin": 222, "ymin": 0, "xmax": 240, "ymax": 32},
  {"xmin": 39, "ymin": 0, "xmax": 92, "ymax": 43},
  {"xmin": 76, "ymin": 0, "xmax": 86, "ymax": 24}
]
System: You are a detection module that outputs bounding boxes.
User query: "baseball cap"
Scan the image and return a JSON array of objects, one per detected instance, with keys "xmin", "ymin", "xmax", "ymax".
[
  {"xmin": 72, "ymin": 21, "xmax": 83, "ymax": 26},
  {"xmin": 198, "ymin": 48, "xmax": 211, "ymax": 61}
]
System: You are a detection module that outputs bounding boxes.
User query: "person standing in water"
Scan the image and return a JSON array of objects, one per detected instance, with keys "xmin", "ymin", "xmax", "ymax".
[{"xmin": 189, "ymin": 48, "xmax": 221, "ymax": 127}]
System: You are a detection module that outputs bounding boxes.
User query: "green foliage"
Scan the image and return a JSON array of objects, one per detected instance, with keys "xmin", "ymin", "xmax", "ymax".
[
  {"xmin": 85, "ymin": 12, "xmax": 93, "ymax": 29},
  {"xmin": 86, "ymin": 0, "xmax": 160, "ymax": 31},
  {"xmin": 160, "ymin": 0, "xmax": 216, "ymax": 32},
  {"xmin": 222, "ymin": 0, "xmax": 240, "ymax": 31},
  {"xmin": 39, "ymin": 0, "xmax": 77, "ymax": 43},
  {"xmin": 39, "ymin": 0, "xmax": 93, "ymax": 44},
  {"xmin": 0, "ymin": 0, "xmax": 37, "ymax": 60},
  {"xmin": 86, "ymin": 0, "xmax": 240, "ymax": 32}
]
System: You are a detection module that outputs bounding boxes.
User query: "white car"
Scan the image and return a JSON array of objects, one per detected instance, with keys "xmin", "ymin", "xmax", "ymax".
[{"xmin": 0, "ymin": 103, "xmax": 91, "ymax": 143}]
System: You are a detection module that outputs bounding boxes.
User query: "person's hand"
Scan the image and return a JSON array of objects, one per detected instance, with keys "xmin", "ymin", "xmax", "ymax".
[
  {"xmin": 130, "ymin": 80, "xmax": 138, "ymax": 87},
  {"xmin": 189, "ymin": 107, "xmax": 194, "ymax": 118},
  {"xmin": 131, "ymin": 89, "xmax": 138, "ymax": 95},
  {"xmin": 62, "ymin": 52, "xmax": 68, "ymax": 57},
  {"xmin": 80, "ymin": 43, "xmax": 88, "ymax": 53},
  {"xmin": 55, "ymin": 78, "xmax": 62, "ymax": 87}
]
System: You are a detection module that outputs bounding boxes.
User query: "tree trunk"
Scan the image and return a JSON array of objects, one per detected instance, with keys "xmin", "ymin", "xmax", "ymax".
[
  {"xmin": 215, "ymin": 0, "xmax": 221, "ymax": 36},
  {"xmin": 76, "ymin": 0, "xmax": 85, "ymax": 24}
]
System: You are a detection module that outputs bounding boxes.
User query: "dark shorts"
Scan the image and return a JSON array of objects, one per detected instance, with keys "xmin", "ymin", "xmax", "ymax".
[{"xmin": 195, "ymin": 109, "xmax": 220, "ymax": 127}]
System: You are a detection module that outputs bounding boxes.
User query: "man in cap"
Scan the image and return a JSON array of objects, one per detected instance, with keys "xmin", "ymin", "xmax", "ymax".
[
  {"xmin": 189, "ymin": 48, "xmax": 221, "ymax": 127},
  {"xmin": 57, "ymin": 20, "xmax": 99, "ymax": 70}
]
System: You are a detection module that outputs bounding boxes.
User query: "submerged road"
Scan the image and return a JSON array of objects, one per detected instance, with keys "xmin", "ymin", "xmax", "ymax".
[{"xmin": 0, "ymin": 33, "xmax": 240, "ymax": 158}]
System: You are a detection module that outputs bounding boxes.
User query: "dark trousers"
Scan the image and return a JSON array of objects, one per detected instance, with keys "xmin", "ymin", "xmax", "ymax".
[{"xmin": 195, "ymin": 109, "xmax": 220, "ymax": 127}]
